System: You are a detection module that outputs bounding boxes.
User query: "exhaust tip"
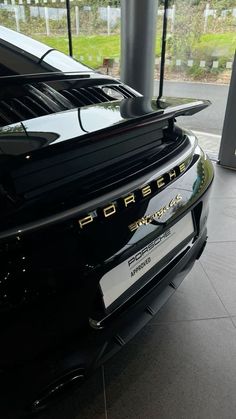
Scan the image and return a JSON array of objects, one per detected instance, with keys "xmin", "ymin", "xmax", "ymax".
[{"xmin": 30, "ymin": 368, "xmax": 85, "ymax": 413}]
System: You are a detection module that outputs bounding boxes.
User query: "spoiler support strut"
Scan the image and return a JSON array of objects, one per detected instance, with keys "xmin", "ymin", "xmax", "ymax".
[
  {"xmin": 66, "ymin": 0, "xmax": 73, "ymax": 57},
  {"xmin": 158, "ymin": 0, "xmax": 169, "ymax": 101}
]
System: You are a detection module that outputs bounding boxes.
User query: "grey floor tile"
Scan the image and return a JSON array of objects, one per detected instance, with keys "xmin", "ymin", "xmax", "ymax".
[
  {"xmin": 206, "ymin": 198, "xmax": 236, "ymax": 242},
  {"xmin": 150, "ymin": 261, "xmax": 227, "ymax": 323},
  {"xmin": 104, "ymin": 318, "xmax": 236, "ymax": 419},
  {"xmin": 201, "ymin": 242, "xmax": 236, "ymax": 315},
  {"xmin": 230, "ymin": 317, "xmax": 236, "ymax": 329},
  {"xmin": 210, "ymin": 164, "xmax": 236, "ymax": 199},
  {"xmin": 39, "ymin": 368, "xmax": 105, "ymax": 419}
]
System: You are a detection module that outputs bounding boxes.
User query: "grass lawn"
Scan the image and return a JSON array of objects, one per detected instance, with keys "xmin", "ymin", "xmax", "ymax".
[
  {"xmin": 35, "ymin": 34, "xmax": 162, "ymax": 68},
  {"xmin": 35, "ymin": 32, "xmax": 235, "ymax": 69},
  {"xmin": 35, "ymin": 34, "xmax": 120, "ymax": 68},
  {"xmin": 195, "ymin": 32, "xmax": 236, "ymax": 57}
]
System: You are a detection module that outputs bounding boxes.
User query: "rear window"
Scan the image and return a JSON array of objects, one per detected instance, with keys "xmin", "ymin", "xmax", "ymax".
[{"xmin": 0, "ymin": 25, "xmax": 90, "ymax": 76}]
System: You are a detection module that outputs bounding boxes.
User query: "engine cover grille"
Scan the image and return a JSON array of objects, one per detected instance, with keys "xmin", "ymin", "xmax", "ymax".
[{"xmin": 0, "ymin": 82, "xmax": 136, "ymax": 127}]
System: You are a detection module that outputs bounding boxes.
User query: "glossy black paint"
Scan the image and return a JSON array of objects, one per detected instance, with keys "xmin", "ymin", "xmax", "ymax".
[{"xmin": 0, "ymin": 27, "xmax": 214, "ymax": 416}]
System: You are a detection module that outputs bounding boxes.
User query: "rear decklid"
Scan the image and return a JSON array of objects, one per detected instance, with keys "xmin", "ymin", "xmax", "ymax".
[{"xmin": 0, "ymin": 95, "xmax": 210, "ymax": 238}]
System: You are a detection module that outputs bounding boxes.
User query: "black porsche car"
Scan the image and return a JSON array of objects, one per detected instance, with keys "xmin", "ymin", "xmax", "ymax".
[{"xmin": 0, "ymin": 26, "xmax": 214, "ymax": 416}]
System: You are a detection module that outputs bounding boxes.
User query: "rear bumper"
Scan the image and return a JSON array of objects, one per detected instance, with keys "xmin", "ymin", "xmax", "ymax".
[
  {"xmin": 98, "ymin": 227, "xmax": 207, "ymax": 365},
  {"xmin": 0, "ymin": 223, "xmax": 208, "ymax": 416}
]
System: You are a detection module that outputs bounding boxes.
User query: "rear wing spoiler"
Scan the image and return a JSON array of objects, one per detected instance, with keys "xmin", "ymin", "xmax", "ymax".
[{"xmin": 118, "ymin": 96, "xmax": 211, "ymax": 121}]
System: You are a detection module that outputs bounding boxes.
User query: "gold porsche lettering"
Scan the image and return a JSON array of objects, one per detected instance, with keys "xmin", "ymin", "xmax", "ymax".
[
  {"xmin": 141, "ymin": 185, "xmax": 152, "ymax": 197},
  {"xmin": 156, "ymin": 176, "xmax": 165, "ymax": 189},
  {"xmin": 78, "ymin": 214, "xmax": 94, "ymax": 229},
  {"xmin": 77, "ymin": 160, "xmax": 188, "ymax": 230},
  {"xmin": 168, "ymin": 169, "xmax": 177, "ymax": 181},
  {"xmin": 179, "ymin": 162, "xmax": 186, "ymax": 173},
  {"xmin": 124, "ymin": 194, "xmax": 135, "ymax": 207},
  {"xmin": 103, "ymin": 204, "xmax": 116, "ymax": 217}
]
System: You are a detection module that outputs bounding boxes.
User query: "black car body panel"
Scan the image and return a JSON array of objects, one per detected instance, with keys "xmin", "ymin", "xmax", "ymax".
[{"xmin": 0, "ymin": 26, "xmax": 214, "ymax": 416}]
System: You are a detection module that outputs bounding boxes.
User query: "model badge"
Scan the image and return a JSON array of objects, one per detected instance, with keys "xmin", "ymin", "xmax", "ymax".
[{"xmin": 128, "ymin": 194, "xmax": 183, "ymax": 231}]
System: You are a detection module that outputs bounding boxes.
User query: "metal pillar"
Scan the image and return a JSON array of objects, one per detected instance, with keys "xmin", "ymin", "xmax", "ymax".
[
  {"xmin": 120, "ymin": 0, "xmax": 158, "ymax": 97},
  {"xmin": 158, "ymin": 0, "xmax": 168, "ymax": 100},
  {"xmin": 66, "ymin": 0, "xmax": 73, "ymax": 57},
  {"xmin": 218, "ymin": 52, "xmax": 236, "ymax": 168}
]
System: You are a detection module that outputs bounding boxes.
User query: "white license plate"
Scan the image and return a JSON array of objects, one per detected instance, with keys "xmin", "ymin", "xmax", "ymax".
[{"xmin": 100, "ymin": 213, "xmax": 194, "ymax": 309}]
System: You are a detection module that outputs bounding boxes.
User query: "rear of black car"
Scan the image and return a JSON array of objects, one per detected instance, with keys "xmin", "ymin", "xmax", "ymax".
[{"xmin": 0, "ymin": 26, "xmax": 214, "ymax": 416}]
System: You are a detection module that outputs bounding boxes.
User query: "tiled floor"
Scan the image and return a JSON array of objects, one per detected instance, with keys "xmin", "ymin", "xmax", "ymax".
[{"xmin": 41, "ymin": 162, "xmax": 236, "ymax": 419}]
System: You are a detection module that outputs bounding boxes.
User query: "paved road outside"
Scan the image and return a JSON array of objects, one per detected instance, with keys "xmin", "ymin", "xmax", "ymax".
[
  {"xmin": 193, "ymin": 131, "xmax": 221, "ymax": 157},
  {"xmin": 154, "ymin": 81, "xmax": 229, "ymax": 136}
]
